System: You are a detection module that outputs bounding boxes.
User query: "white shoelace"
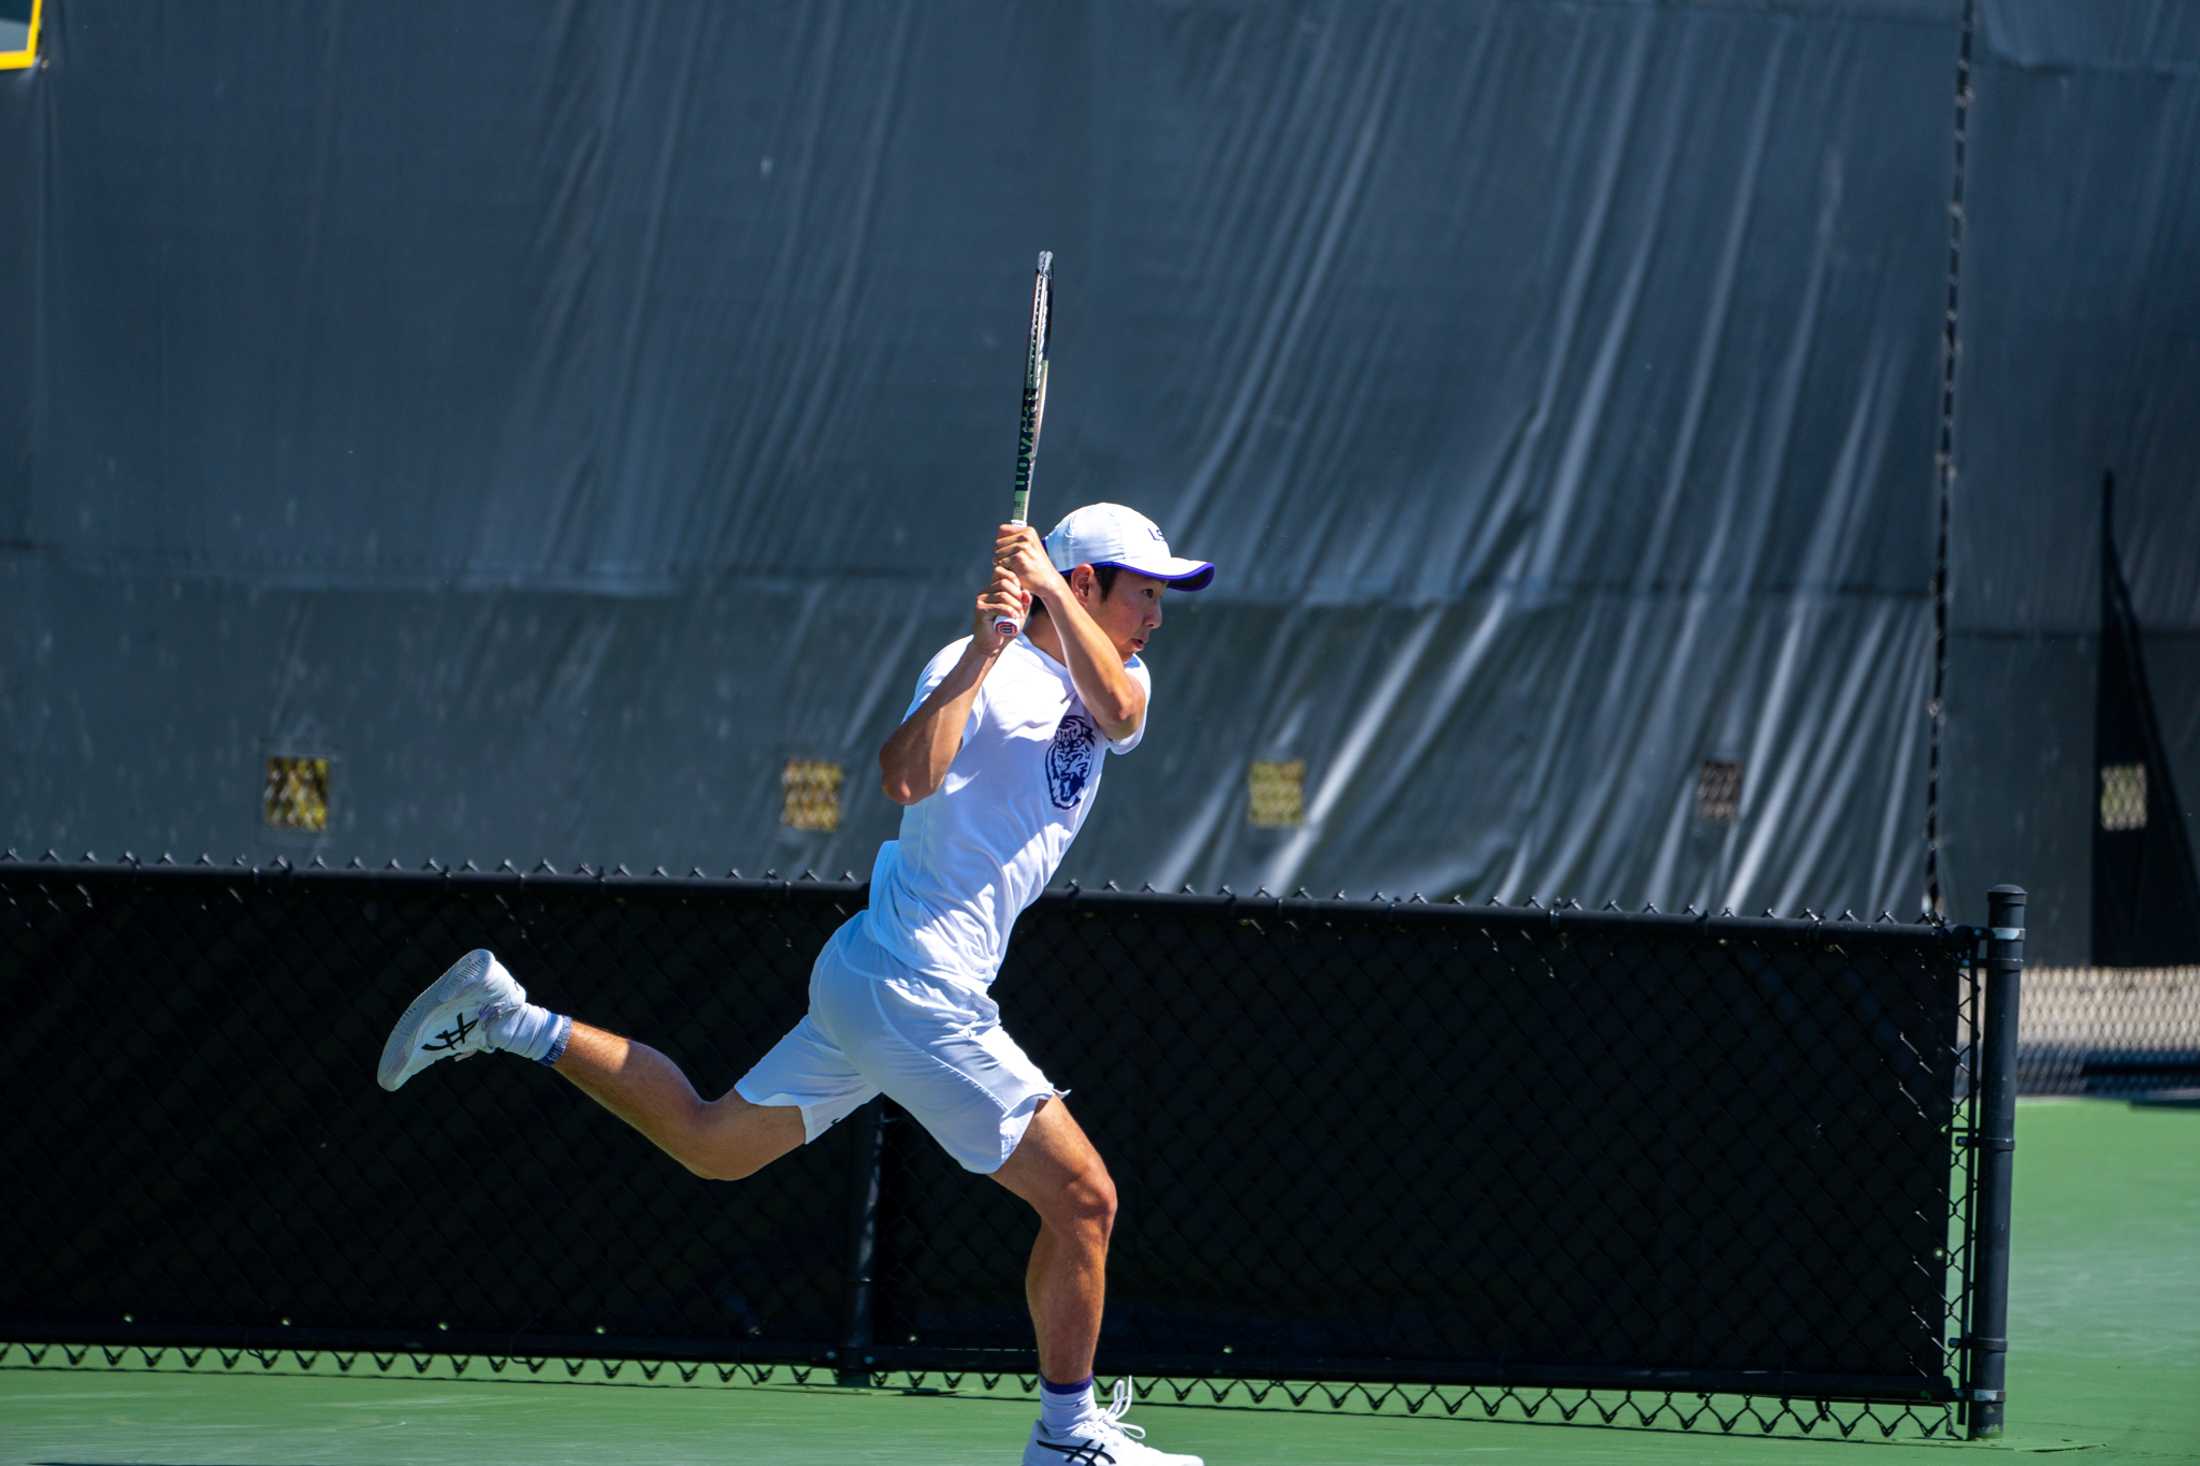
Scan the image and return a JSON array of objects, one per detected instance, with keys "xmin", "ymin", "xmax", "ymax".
[{"xmin": 1086, "ymin": 1377, "xmax": 1145, "ymax": 1442}]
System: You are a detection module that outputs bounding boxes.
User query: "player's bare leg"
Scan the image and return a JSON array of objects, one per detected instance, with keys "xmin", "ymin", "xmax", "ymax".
[
  {"xmin": 992, "ymin": 1096, "xmax": 1116, "ymax": 1383},
  {"xmin": 554, "ymin": 1020, "xmax": 804, "ymax": 1181},
  {"xmin": 378, "ymin": 949, "xmax": 801, "ymax": 1182},
  {"xmin": 997, "ymin": 1098, "xmax": 1198, "ymax": 1463}
]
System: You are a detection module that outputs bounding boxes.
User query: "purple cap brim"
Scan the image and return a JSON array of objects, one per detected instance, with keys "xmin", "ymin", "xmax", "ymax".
[{"xmin": 1096, "ymin": 559, "xmax": 1216, "ymax": 592}]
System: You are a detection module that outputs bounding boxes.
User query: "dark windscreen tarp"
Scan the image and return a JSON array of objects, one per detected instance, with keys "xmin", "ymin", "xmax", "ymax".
[
  {"xmin": 1940, "ymin": 0, "xmax": 2200, "ymax": 958},
  {"xmin": 3, "ymin": 1, "xmax": 2194, "ymax": 959}
]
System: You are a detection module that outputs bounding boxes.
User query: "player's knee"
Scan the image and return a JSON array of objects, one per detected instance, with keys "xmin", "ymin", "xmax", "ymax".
[
  {"xmin": 1060, "ymin": 1168, "xmax": 1117, "ymax": 1237},
  {"xmin": 682, "ymin": 1095, "xmax": 800, "ymax": 1181},
  {"xmin": 684, "ymin": 1125, "xmax": 774, "ymax": 1182},
  {"xmin": 685, "ymin": 1148, "xmax": 764, "ymax": 1183}
]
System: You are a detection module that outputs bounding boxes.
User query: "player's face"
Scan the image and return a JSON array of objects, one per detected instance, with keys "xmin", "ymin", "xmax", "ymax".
[{"xmin": 1078, "ymin": 567, "xmax": 1168, "ymax": 662}]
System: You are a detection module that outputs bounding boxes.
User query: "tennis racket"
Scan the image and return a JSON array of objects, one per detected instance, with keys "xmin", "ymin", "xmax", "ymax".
[{"xmin": 994, "ymin": 250, "xmax": 1054, "ymax": 640}]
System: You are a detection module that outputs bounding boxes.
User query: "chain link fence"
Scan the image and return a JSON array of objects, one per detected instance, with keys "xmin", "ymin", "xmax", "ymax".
[
  {"xmin": 1, "ymin": 854, "xmax": 2009, "ymax": 1438},
  {"xmin": 2016, "ymin": 966, "xmax": 2200, "ymax": 1095}
]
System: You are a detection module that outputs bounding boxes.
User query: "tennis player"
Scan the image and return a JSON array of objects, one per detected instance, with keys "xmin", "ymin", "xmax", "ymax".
[{"xmin": 379, "ymin": 502, "xmax": 1214, "ymax": 1466}]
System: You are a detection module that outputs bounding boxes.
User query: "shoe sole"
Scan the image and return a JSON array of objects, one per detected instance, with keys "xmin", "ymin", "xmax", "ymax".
[
  {"xmin": 1024, "ymin": 1427, "xmax": 1202, "ymax": 1466},
  {"xmin": 1023, "ymin": 1444, "xmax": 1203, "ymax": 1466},
  {"xmin": 376, "ymin": 948, "xmax": 494, "ymax": 1093}
]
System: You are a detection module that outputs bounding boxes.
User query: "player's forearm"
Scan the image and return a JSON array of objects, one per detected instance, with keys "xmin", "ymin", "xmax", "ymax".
[
  {"xmin": 879, "ymin": 644, "xmax": 998, "ymax": 805},
  {"xmin": 1035, "ymin": 587, "xmax": 1144, "ymax": 739}
]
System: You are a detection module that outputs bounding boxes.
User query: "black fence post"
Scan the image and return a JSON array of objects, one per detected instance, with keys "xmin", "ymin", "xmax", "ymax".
[
  {"xmin": 1969, "ymin": 885, "xmax": 2025, "ymax": 1437},
  {"xmin": 837, "ymin": 1100, "xmax": 886, "ymax": 1386}
]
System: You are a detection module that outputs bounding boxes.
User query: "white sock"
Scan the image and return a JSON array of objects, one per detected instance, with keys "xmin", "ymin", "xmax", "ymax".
[
  {"xmin": 487, "ymin": 1002, "xmax": 571, "ymax": 1065},
  {"xmin": 1039, "ymin": 1377, "xmax": 1095, "ymax": 1435}
]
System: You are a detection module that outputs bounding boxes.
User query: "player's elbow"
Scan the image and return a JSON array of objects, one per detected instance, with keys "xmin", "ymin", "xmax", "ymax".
[
  {"xmin": 1108, "ymin": 682, "xmax": 1148, "ymax": 730},
  {"xmin": 879, "ymin": 756, "xmax": 932, "ymax": 807},
  {"xmin": 1091, "ymin": 692, "xmax": 1143, "ymax": 743}
]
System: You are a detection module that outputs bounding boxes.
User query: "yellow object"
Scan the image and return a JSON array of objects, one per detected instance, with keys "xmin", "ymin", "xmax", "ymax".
[
  {"xmin": 2100, "ymin": 762, "xmax": 2147, "ymax": 832},
  {"xmin": 1248, "ymin": 759, "xmax": 1306, "ymax": 829},
  {"xmin": 0, "ymin": 0, "xmax": 42, "ymax": 72},
  {"xmin": 264, "ymin": 756, "xmax": 332, "ymax": 833},
  {"xmin": 782, "ymin": 758, "xmax": 844, "ymax": 832}
]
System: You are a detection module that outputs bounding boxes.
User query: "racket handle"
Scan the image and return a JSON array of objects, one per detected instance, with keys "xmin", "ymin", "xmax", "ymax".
[{"xmin": 992, "ymin": 514, "xmax": 1029, "ymax": 640}]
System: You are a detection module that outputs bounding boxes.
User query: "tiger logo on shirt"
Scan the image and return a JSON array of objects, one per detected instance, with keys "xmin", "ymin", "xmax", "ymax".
[{"xmin": 1045, "ymin": 712, "xmax": 1099, "ymax": 811}]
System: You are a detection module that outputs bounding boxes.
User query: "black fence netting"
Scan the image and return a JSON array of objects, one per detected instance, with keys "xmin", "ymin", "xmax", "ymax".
[
  {"xmin": 4, "ymin": 861, "xmax": 862, "ymax": 1354},
  {"xmin": 886, "ymin": 897, "xmax": 1965, "ymax": 1393},
  {"xmin": 0, "ymin": 857, "xmax": 2000, "ymax": 1437}
]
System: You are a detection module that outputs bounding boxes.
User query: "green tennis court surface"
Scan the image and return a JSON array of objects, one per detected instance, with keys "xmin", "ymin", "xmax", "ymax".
[{"xmin": 5, "ymin": 1099, "xmax": 2193, "ymax": 1464}]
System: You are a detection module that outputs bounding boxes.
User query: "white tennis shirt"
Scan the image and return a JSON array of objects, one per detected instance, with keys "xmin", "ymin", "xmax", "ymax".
[{"xmin": 862, "ymin": 635, "xmax": 1150, "ymax": 988}]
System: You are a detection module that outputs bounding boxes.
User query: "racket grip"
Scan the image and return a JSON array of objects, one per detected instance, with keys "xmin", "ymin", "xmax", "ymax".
[{"xmin": 992, "ymin": 514, "xmax": 1029, "ymax": 640}]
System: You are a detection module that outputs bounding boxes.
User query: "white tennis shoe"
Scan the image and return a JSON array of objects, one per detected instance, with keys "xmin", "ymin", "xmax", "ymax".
[
  {"xmin": 376, "ymin": 948, "xmax": 525, "ymax": 1092},
  {"xmin": 1022, "ymin": 1380, "xmax": 1203, "ymax": 1466}
]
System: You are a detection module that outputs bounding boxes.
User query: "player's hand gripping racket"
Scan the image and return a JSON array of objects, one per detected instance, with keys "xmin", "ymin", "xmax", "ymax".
[{"xmin": 994, "ymin": 251, "xmax": 1054, "ymax": 640}]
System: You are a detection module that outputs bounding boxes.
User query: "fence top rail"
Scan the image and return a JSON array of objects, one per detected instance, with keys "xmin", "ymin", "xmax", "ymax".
[{"xmin": 0, "ymin": 853, "xmax": 1979, "ymax": 949}]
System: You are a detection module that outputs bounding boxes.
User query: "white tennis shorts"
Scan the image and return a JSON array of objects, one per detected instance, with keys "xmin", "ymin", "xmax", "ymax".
[{"xmin": 734, "ymin": 916, "xmax": 1059, "ymax": 1174}]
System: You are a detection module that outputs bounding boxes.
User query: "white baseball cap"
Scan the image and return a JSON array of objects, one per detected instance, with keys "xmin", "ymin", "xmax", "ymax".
[{"xmin": 1043, "ymin": 503, "xmax": 1215, "ymax": 592}]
